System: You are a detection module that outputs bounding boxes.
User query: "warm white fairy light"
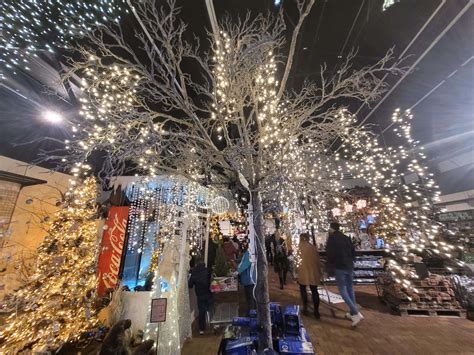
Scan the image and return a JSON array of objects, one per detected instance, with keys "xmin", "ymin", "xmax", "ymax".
[
  {"xmin": 0, "ymin": 177, "xmax": 99, "ymax": 352},
  {"xmin": 0, "ymin": 0, "xmax": 126, "ymax": 76},
  {"xmin": 339, "ymin": 108, "xmax": 462, "ymax": 291}
]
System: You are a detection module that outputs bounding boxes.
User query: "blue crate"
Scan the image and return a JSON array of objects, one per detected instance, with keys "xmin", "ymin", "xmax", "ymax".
[
  {"xmin": 278, "ymin": 338, "xmax": 315, "ymax": 354},
  {"xmin": 224, "ymin": 304, "xmax": 314, "ymax": 355},
  {"xmin": 224, "ymin": 337, "xmax": 257, "ymax": 355}
]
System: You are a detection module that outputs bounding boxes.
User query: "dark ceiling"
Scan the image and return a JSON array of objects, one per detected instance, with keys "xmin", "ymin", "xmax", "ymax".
[{"xmin": 0, "ymin": 0, "xmax": 472, "ymax": 194}]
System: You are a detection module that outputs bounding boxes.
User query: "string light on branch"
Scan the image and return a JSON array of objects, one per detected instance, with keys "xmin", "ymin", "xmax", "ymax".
[{"xmin": 0, "ymin": 0, "xmax": 126, "ymax": 76}]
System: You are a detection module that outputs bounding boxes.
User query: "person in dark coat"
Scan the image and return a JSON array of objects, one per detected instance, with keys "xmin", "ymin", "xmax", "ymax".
[
  {"xmin": 265, "ymin": 233, "xmax": 276, "ymax": 265},
  {"xmin": 188, "ymin": 257, "xmax": 213, "ymax": 334},
  {"xmin": 326, "ymin": 222, "xmax": 364, "ymax": 327},
  {"xmin": 273, "ymin": 232, "xmax": 289, "ymax": 289}
]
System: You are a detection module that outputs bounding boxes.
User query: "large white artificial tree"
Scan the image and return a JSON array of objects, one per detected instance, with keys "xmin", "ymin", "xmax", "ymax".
[{"xmin": 3, "ymin": 0, "xmax": 407, "ymax": 349}]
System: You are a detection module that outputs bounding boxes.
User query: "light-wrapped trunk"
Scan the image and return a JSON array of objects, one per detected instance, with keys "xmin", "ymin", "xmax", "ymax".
[{"xmin": 251, "ymin": 190, "xmax": 273, "ymax": 350}]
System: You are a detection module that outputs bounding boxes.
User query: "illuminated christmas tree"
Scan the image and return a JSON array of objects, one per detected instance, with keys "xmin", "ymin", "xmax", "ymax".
[
  {"xmin": 210, "ymin": 215, "xmax": 223, "ymax": 240},
  {"xmin": 213, "ymin": 246, "xmax": 230, "ymax": 277},
  {"xmin": 0, "ymin": 177, "xmax": 100, "ymax": 353}
]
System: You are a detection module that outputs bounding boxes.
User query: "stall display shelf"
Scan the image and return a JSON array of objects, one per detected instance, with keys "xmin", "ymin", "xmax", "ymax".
[
  {"xmin": 376, "ymin": 271, "xmax": 466, "ymax": 317},
  {"xmin": 209, "ymin": 275, "xmax": 239, "ymax": 332},
  {"xmin": 319, "ymin": 249, "xmax": 386, "ymax": 285}
]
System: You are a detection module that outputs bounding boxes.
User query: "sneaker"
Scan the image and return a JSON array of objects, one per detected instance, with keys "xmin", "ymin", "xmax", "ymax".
[
  {"xmin": 199, "ymin": 331, "xmax": 204, "ymax": 335},
  {"xmin": 351, "ymin": 313, "xmax": 364, "ymax": 328},
  {"xmin": 346, "ymin": 312, "xmax": 364, "ymax": 320}
]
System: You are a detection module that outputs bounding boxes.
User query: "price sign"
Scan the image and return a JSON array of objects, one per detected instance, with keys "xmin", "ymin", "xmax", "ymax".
[{"xmin": 150, "ymin": 298, "xmax": 167, "ymax": 323}]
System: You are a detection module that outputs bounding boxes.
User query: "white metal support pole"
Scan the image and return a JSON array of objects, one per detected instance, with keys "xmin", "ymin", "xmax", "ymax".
[{"xmin": 375, "ymin": 1, "xmax": 472, "ymax": 134}]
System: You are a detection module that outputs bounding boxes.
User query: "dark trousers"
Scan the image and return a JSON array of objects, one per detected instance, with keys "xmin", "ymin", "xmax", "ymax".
[
  {"xmin": 244, "ymin": 284, "xmax": 256, "ymax": 314},
  {"xmin": 299, "ymin": 284, "xmax": 320, "ymax": 312},
  {"xmin": 278, "ymin": 269, "xmax": 287, "ymax": 288},
  {"xmin": 266, "ymin": 247, "xmax": 273, "ymax": 265},
  {"xmin": 197, "ymin": 297, "xmax": 212, "ymax": 331}
]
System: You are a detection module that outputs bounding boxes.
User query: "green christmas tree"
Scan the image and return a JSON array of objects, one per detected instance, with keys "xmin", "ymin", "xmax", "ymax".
[{"xmin": 213, "ymin": 246, "xmax": 230, "ymax": 277}]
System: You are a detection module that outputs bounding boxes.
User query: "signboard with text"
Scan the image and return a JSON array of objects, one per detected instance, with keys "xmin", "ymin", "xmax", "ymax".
[
  {"xmin": 150, "ymin": 298, "xmax": 167, "ymax": 323},
  {"xmin": 437, "ymin": 209, "xmax": 474, "ymax": 222},
  {"xmin": 97, "ymin": 206, "xmax": 129, "ymax": 296}
]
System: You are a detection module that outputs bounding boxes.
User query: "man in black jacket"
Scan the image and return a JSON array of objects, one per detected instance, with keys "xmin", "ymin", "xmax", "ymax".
[
  {"xmin": 188, "ymin": 257, "xmax": 213, "ymax": 334},
  {"xmin": 326, "ymin": 222, "xmax": 364, "ymax": 327}
]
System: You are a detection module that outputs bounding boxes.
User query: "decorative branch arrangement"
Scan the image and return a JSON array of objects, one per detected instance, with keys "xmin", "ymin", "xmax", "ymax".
[{"xmin": 2, "ymin": 0, "xmax": 462, "ymax": 351}]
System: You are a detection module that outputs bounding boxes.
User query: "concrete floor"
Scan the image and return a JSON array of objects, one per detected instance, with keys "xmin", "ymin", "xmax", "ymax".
[{"xmin": 182, "ymin": 270, "xmax": 474, "ymax": 355}]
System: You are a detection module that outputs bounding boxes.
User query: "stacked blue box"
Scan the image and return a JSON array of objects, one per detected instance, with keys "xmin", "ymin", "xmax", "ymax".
[{"xmin": 223, "ymin": 303, "xmax": 315, "ymax": 355}]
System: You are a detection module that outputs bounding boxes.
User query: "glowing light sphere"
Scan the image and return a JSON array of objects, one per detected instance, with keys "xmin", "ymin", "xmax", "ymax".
[{"xmin": 211, "ymin": 196, "xmax": 230, "ymax": 215}]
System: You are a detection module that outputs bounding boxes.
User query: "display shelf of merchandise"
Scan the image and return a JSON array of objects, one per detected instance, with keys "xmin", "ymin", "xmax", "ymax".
[
  {"xmin": 211, "ymin": 276, "xmax": 238, "ymax": 293},
  {"xmin": 319, "ymin": 250, "xmax": 387, "ymax": 285},
  {"xmin": 376, "ymin": 271, "xmax": 466, "ymax": 317}
]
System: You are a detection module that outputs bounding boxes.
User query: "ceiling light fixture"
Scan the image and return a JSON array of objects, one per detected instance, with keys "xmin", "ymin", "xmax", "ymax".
[{"xmin": 42, "ymin": 110, "xmax": 63, "ymax": 123}]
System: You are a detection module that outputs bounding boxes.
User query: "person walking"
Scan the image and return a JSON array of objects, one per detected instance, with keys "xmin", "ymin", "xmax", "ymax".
[
  {"xmin": 188, "ymin": 257, "xmax": 213, "ymax": 334},
  {"xmin": 237, "ymin": 245, "xmax": 256, "ymax": 315},
  {"xmin": 274, "ymin": 232, "xmax": 289, "ymax": 289},
  {"xmin": 326, "ymin": 222, "xmax": 364, "ymax": 327},
  {"xmin": 297, "ymin": 233, "xmax": 322, "ymax": 319},
  {"xmin": 265, "ymin": 233, "xmax": 275, "ymax": 265}
]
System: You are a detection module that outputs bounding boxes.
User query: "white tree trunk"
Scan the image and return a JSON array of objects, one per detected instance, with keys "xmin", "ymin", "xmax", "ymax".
[{"xmin": 251, "ymin": 190, "xmax": 273, "ymax": 350}]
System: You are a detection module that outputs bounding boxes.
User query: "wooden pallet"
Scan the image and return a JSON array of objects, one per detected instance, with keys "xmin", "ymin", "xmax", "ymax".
[{"xmin": 399, "ymin": 308, "xmax": 466, "ymax": 318}]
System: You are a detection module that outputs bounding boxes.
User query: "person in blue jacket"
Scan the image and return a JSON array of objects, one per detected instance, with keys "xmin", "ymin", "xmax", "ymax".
[{"xmin": 237, "ymin": 244, "xmax": 257, "ymax": 315}]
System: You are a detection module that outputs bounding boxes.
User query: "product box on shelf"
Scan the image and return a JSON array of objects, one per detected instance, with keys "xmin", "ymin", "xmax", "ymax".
[
  {"xmin": 377, "ymin": 271, "xmax": 465, "ymax": 315},
  {"xmin": 211, "ymin": 276, "xmax": 238, "ymax": 293}
]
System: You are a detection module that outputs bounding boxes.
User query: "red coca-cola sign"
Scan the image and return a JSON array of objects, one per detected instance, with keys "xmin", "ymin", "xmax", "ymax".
[{"xmin": 97, "ymin": 206, "xmax": 129, "ymax": 296}]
